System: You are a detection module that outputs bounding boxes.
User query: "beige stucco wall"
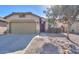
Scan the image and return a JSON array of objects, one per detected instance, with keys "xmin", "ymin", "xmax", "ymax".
[
  {"xmin": 6, "ymin": 14, "xmax": 39, "ymax": 22},
  {"xmin": 45, "ymin": 21, "xmax": 48, "ymax": 32},
  {"xmin": 63, "ymin": 23, "xmax": 68, "ymax": 32},
  {"xmin": 0, "ymin": 27, "xmax": 7, "ymax": 34},
  {"xmin": 69, "ymin": 21, "xmax": 79, "ymax": 33}
]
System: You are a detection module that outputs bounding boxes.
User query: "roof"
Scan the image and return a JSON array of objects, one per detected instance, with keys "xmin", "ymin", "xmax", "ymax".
[
  {"xmin": 0, "ymin": 17, "xmax": 8, "ymax": 23},
  {"xmin": 4, "ymin": 12, "xmax": 41, "ymax": 19}
]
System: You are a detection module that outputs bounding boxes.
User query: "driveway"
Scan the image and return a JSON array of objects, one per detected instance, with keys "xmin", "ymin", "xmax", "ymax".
[{"xmin": 0, "ymin": 34, "xmax": 36, "ymax": 54}]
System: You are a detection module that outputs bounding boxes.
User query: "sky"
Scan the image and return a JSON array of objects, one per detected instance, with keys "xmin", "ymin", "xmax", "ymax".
[{"xmin": 0, "ymin": 5, "xmax": 46, "ymax": 17}]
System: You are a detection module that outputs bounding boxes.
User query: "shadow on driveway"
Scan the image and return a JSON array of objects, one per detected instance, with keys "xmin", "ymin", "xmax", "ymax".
[{"xmin": 39, "ymin": 33, "xmax": 66, "ymax": 37}]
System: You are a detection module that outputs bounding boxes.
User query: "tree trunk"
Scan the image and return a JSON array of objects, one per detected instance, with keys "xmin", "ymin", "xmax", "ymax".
[
  {"xmin": 67, "ymin": 23, "xmax": 70, "ymax": 39},
  {"xmin": 66, "ymin": 23, "xmax": 79, "ymax": 47}
]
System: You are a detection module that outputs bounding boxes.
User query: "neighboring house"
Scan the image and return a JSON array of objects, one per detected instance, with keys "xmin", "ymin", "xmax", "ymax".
[
  {"xmin": 0, "ymin": 17, "xmax": 8, "ymax": 34},
  {"xmin": 69, "ymin": 15, "xmax": 79, "ymax": 33},
  {"xmin": 55, "ymin": 16, "xmax": 79, "ymax": 34},
  {"xmin": 4, "ymin": 12, "xmax": 48, "ymax": 34},
  {"xmin": 69, "ymin": 19, "xmax": 79, "ymax": 33},
  {"xmin": 54, "ymin": 19, "xmax": 68, "ymax": 32}
]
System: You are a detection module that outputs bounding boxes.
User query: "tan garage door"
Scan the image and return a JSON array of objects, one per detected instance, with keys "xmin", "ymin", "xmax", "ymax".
[{"xmin": 10, "ymin": 22, "xmax": 36, "ymax": 34}]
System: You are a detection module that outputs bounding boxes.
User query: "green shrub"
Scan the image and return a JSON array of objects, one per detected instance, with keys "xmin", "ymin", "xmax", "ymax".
[{"xmin": 48, "ymin": 28, "xmax": 61, "ymax": 33}]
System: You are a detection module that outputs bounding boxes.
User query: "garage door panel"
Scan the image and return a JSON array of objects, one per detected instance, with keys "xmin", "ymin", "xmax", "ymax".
[{"xmin": 11, "ymin": 23, "xmax": 36, "ymax": 34}]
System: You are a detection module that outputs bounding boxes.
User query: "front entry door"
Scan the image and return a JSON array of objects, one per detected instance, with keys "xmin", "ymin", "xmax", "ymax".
[{"xmin": 40, "ymin": 19, "xmax": 45, "ymax": 32}]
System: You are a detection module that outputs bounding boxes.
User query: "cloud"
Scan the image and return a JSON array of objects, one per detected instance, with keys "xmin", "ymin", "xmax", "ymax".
[{"xmin": 42, "ymin": 5, "xmax": 51, "ymax": 9}]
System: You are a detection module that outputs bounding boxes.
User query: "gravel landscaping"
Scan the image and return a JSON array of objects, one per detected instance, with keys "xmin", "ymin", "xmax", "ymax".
[{"xmin": 24, "ymin": 33, "xmax": 79, "ymax": 54}]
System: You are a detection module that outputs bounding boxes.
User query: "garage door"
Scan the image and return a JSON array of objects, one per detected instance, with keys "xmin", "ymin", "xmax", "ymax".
[{"xmin": 10, "ymin": 22, "xmax": 36, "ymax": 34}]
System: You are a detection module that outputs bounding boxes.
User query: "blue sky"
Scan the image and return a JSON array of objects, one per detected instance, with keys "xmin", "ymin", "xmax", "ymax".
[{"xmin": 0, "ymin": 5, "xmax": 46, "ymax": 17}]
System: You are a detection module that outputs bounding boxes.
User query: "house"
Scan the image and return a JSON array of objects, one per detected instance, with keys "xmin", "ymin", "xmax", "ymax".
[
  {"xmin": 4, "ymin": 12, "xmax": 48, "ymax": 34},
  {"xmin": 55, "ymin": 16, "xmax": 79, "ymax": 34},
  {"xmin": 54, "ymin": 18, "xmax": 68, "ymax": 32},
  {"xmin": 0, "ymin": 17, "xmax": 8, "ymax": 34},
  {"xmin": 69, "ymin": 16, "xmax": 79, "ymax": 33}
]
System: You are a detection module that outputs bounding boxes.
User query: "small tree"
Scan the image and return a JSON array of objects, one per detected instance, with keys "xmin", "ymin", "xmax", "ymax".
[{"xmin": 44, "ymin": 5, "xmax": 79, "ymax": 39}]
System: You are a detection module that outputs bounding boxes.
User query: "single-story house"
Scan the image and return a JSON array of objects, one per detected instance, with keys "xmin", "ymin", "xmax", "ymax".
[
  {"xmin": 55, "ymin": 16, "xmax": 79, "ymax": 33},
  {"xmin": 4, "ymin": 12, "xmax": 48, "ymax": 34},
  {"xmin": 0, "ymin": 17, "xmax": 8, "ymax": 34},
  {"xmin": 69, "ymin": 20, "xmax": 79, "ymax": 33}
]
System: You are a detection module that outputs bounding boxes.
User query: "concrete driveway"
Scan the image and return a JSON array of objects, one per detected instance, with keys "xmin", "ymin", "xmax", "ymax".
[{"xmin": 0, "ymin": 34, "xmax": 36, "ymax": 54}]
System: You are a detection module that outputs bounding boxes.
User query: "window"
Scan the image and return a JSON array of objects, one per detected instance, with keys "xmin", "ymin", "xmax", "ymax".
[{"xmin": 19, "ymin": 14, "xmax": 25, "ymax": 18}]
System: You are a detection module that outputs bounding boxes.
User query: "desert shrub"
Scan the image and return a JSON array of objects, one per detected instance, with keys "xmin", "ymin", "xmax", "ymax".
[{"xmin": 48, "ymin": 27, "xmax": 61, "ymax": 33}]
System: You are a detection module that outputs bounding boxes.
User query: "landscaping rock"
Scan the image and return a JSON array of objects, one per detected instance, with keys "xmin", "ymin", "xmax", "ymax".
[
  {"xmin": 39, "ymin": 43, "xmax": 59, "ymax": 54},
  {"xmin": 69, "ymin": 44, "xmax": 79, "ymax": 54}
]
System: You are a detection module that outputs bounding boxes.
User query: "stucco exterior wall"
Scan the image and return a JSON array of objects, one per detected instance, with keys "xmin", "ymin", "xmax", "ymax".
[
  {"xmin": 69, "ymin": 21, "xmax": 79, "ymax": 33},
  {"xmin": 6, "ymin": 14, "xmax": 39, "ymax": 22},
  {"xmin": 0, "ymin": 22, "xmax": 7, "ymax": 27},
  {"xmin": 45, "ymin": 21, "xmax": 48, "ymax": 32}
]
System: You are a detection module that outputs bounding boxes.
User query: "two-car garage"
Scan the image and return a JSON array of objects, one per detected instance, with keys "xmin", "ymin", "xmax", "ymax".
[{"xmin": 8, "ymin": 20, "xmax": 37, "ymax": 34}]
